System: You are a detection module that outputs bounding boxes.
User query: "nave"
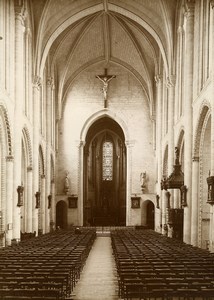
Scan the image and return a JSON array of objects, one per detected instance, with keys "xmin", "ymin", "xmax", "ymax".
[{"xmin": 0, "ymin": 228, "xmax": 214, "ymax": 300}]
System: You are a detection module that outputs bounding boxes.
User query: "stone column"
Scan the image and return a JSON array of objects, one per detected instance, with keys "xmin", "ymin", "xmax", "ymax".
[
  {"xmin": 26, "ymin": 166, "xmax": 33, "ymax": 233},
  {"xmin": 45, "ymin": 77, "xmax": 53, "ymax": 233},
  {"xmin": 13, "ymin": 2, "xmax": 25, "ymax": 240},
  {"xmin": 41, "ymin": 174, "xmax": 46, "ymax": 234},
  {"xmin": 183, "ymin": 1, "xmax": 195, "ymax": 244},
  {"xmin": 50, "ymin": 180, "xmax": 55, "ymax": 231},
  {"xmin": 32, "ymin": 76, "xmax": 41, "ymax": 234},
  {"xmin": 162, "ymin": 191, "xmax": 168, "ymax": 235},
  {"xmin": 167, "ymin": 76, "xmax": 176, "ymax": 209},
  {"xmin": 6, "ymin": 156, "xmax": 14, "ymax": 245},
  {"xmin": 191, "ymin": 156, "xmax": 199, "ymax": 246},
  {"xmin": 125, "ymin": 140, "xmax": 134, "ymax": 226},
  {"xmin": 155, "ymin": 75, "xmax": 163, "ymax": 232},
  {"xmin": 78, "ymin": 141, "xmax": 85, "ymax": 226}
]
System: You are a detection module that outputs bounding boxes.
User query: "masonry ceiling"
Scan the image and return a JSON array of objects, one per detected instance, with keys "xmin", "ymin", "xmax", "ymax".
[{"xmin": 32, "ymin": 0, "xmax": 177, "ymax": 103}]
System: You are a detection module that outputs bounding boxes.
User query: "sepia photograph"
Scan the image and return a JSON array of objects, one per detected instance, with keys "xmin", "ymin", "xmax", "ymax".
[{"xmin": 0, "ymin": 0, "xmax": 214, "ymax": 299}]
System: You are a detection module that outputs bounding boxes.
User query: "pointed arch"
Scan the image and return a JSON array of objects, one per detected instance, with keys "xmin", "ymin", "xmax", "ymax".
[
  {"xmin": 0, "ymin": 104, "xmax": 13, "ymax": 156},
  {"xmin": 22, "ymin": 126, "xmax": 33, "ymax": 168},
  {"xmin": 193, "ymin": 102, "xmax": 211, "ymax": 158},
  {"xmin": 39, "ymin": 145, "xmax": 45, "ymax": 175},
  {"xmin": 80, "ymin": 109, "xmax": 130, "ymax": 143}
]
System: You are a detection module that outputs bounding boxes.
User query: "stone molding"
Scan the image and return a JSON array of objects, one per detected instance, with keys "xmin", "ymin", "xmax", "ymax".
[{"xmin": 6, "ymin": 155, "xmax": 14, "ymax": 162}]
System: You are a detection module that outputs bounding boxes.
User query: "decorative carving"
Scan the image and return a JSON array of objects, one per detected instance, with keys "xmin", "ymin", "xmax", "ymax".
[
  {"xmin": 180, "ymin": 185, "xmax": 187, "ymax": 207},
  {"xmin": 35, "ymin": 191, "xmax": 40, "ymax": 209},
  {"xmin": 156, "ymin": 194, "xmax": 160, "ymax": 209},
  {"xmin": 64, "ymin": 171, "xmax": 70, "ymax": 195},
  {"xmin": 166, "ymin": 75, "xmax": 176, "ymax": 88},
  {"xmin": 0, "ymin": 104, "xmax": 13, "ymax": 156},
  {"xmin": 6, "ymin": 155, "xmax": 14, "ymax": 162},
  {"xmin": 161, "ymin": 176, "xmax": 168, "ymax": 191},
  {"xmin": 48, "ymin": 195, "xmax": 52, "ymax": 209},
  {"xmin": 96, "ymin": 68, "xmax": 116, "ymax": 108},
  {"xmin": 166, "ymin": 191, "xmax": 171, "ymax": 208},
  {"xmin": 140, "ymin": 172, "xmax": 147, "ymax": 192},
  {"xmin": 207, "ymin": 176, "xmax": 214, "ymax": 205},
  {"xmin": 17, "ymin": 185, "xmax": 24, "ymax": 207},
  {"xmin": 68, "ymin": 195, "xmax": 78, "ymax": 208},
  {"xmin": 161, "ymin": 147, "xmax": 184, "ymax": 190},
  {"xmin": 131, "ymin": 196, "xmax": 141, "ymax": 208},
  {"xmin": 33, "ymin": 76, "xmax": 42, "ymax": 90}
]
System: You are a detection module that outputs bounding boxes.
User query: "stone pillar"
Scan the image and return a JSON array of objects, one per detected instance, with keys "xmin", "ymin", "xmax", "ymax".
[
  {"xmin": 6, "ymin": 156, "xmax": 14, "ymax": 245},
  {"xmin": 78, "ymin": 141, "xmax": 85, "ymax": 226},
  {"xmin": 32, "ymin": 76, "xmax": 41, "ymax": 234},
  {"xmin": 183, "ymin": 1, "xmax": 195, "ymax": 244},
  {"xmin": 126, "ymin": 140, "xmax": 134, "ymax": 226},
  {"xmin": 50, "ymin": 180, "xmax": 55, "ymax": 231},
  {"xmin": 41, "ymin": 174, "xmax": 46, "ymax": 234},
  {"xmin": 155, "ymin": 75, "xmax": 163, "ymax": 232},
  {"xmin": 13, "ymin": 2, "xmax": 25, "ymax": 240},
  {"xmin": 26, "ymin": 166, "xmax": 33, "ymax": 233},
  {"xmin": 211, "ymin": 1, "xmax": 214, "ymax": 252},
  {"xmin": 45, "ymin": 77, "xmax": 53, "ymax": 233},
  {"xmin": 167, "ymin": 76, "xmax": 176, "ymax": 174},
  {"xmin": 191, "ymin": 156, "xmax": 199, "ymax": 246},
  {"xmin": 162, "ymin": 191, "xmax": 168, "ymax": 235},
  {"xmin": 166, "ymin": 76, "xmax": 176, "ymax": 210}
]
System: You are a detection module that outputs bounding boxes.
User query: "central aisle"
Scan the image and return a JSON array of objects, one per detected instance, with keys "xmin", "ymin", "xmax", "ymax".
[{"xmin": 72, "ymin": 236, "xmax": 119, "ymax": 300}]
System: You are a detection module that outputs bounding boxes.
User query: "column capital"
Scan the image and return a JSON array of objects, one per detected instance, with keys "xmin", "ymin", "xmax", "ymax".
[
  {"xmin": 154, "ymin": 74, "xmax": 163, "ymax": 86},
  {"xmin": 192, "ymin": 156, "xmax": 199, "ymax": 162},
  {"xmin": 27, "ymin": 166, "xmax": 33, "ymax": 172},
  {"xmin": 6, "ymin": 155, "xmax": 14, "ymax": 162},
  {"xmin": 14, "ymin": 0, "xmax": 26, "ymax": 26},
  {"xmin": 184, "ymin": 0, "xmax": 195, "ymax": 19},
  {"xmin": 177, "ymin": 26, "xmax": 184, "ymax": 34},
  {"xmin": 78, "ymin": 140, "xmax": 86, "ymax": 148},
  {"xmin": 47, "ymin": 77, "xmax": 54, "ymax": 88},
  {"xmin": 125, "ymin": 140, "xmax": 135, "ymax": 147},
  {"xmin": 33, "ymin": 76, "xmax": 42, "ymax": 90},
  {"xmin": 166, "ymin": 75, "xmax": 176, "ymax": 88},
  {"xmin": 211, "ymin": 1, "xmax": 214, "ymax": 9}
]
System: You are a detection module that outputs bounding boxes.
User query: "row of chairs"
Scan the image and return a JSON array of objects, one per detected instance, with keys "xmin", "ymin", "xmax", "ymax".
[
  {"xmin": 111, "ymin": 229, "xmax": 214, "ymax": 300},
  {"xmin": 0, "ymin": 228, "xmax": 96, "ymax": 299}
]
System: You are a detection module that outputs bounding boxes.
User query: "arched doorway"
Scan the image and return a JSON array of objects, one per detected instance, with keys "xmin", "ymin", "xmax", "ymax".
[
  {"xmin": 83, "ymin": 117, "xmax": 126, "ymax": 226},
  {"xmin": 142, "ymin": 200, "xmax": 155, "ymax": 229},
  {"xmin": 56, "ymin": 200, "xmax": 68, "ymax": 229}
]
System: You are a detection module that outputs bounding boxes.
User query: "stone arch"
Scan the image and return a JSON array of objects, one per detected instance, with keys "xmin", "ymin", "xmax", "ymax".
[
  {"xmin": 142, "ymin": 199, "xmax": 155, "ymax": 229},
  {"xmin": 193, "ymin": 102, "xmax": 211, "ymax": 158},
  {"xmin": 22, "ymin": 126, "xmax": 33, "ymax": 168},
  {"xmin": 176, "ymin": 128, "xmax": 185, "ymax": 168},
  {"xmin": 39, "ymin": 145, "xmax": 45, "ymax": 175},
  {"xmin": 0, "ymin": 104, "xmax": 13, "ymax": 156},
  {"xmin": 80, "ymin": 109, "xmax": 130, "ymax": 143}
]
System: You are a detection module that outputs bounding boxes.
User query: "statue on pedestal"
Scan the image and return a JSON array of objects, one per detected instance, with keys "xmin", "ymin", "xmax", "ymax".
[
  {"xmin": 140, "ymin": 172, "xmax": 147, "ymax": 192},
  {"xmin": 64, "ymin": 171, "xmax": 70, "ymax": 195}
]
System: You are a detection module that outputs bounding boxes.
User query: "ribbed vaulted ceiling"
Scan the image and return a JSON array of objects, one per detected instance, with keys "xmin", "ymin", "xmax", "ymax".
[{"xmin": 32, "ymin": 0, "xmax": 177, "ymax": 107}]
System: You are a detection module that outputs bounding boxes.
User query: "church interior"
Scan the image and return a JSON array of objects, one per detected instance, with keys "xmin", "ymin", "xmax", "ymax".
[{"xmin": 0, "ymin": 0, "xmax": 214, "ymax": 299}]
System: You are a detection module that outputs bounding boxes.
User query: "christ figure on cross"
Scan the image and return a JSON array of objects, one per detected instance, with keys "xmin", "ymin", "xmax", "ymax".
[{"xmin": 96, "ymin": 68, "xmax": 116, "ymax": 108}]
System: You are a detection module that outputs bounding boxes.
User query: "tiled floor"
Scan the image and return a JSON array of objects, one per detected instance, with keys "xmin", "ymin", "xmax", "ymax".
[{"xmin": 71, "ymin": 236, "xmax": 119, "ymax": 300}]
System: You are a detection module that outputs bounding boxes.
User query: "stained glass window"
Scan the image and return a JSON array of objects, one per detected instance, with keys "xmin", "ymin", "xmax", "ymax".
[{"xmin": 103, "ymin": 141, "xmax": 113, "ymax": 180}]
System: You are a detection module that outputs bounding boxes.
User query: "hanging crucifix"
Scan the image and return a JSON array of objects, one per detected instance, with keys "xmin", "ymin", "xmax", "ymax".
[{"xmin": 96, "ymin": 68, "xmax": 116, "ymax": 108}]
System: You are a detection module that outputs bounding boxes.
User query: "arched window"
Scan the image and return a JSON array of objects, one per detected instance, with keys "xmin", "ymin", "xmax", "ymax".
[{"xmin": 102, "ymin": 141, "xmax": 113, "ymax": 181}]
